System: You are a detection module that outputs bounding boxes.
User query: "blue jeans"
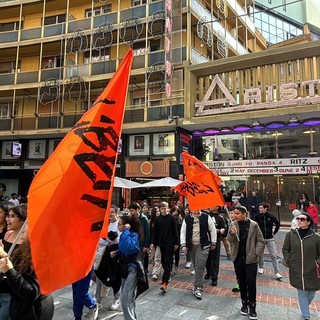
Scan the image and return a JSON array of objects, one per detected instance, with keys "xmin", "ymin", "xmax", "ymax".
[
  {"xmin": 0, "ymin": 293, "xmax": 11, "ymax": 320},
  {"xmin": 72, "ymin": 269, "xmax": 96, "ymax": 318},
  {"xmin": 121, "ymin": 265, "xmax": 137, "ymax": 320},
  {"xmin": 297, "ymin": 289, "xmax": 316, "ymax": 319}
]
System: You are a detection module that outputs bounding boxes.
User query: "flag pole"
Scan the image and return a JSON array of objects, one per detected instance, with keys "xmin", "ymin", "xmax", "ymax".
[
  {"xmin": 224, "ymin": 205, "xmax": 239, "ymax": 242},
  {"xmin": 7, "ymin": 219, "xmax": 28, "ymax": 257}
]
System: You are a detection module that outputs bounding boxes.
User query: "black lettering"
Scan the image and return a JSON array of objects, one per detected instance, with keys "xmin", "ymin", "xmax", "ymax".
[
  {"xmin": 74, "ymin": 153, "xmax": 115, "ymax": 189},
  {"xmin": 91, "ymin": 221, "xmax": 104, "ymax": 232},
  {"xmin": 92, "ymin": 98, "xmax": 116, "ymax": 107},
  {"xmin": 74, "ymin": 126, "xmax": 118, "ymax": 152},
  {"xmin": 81, "ymin": 194, "xmax": 108, "ymax": 209}
]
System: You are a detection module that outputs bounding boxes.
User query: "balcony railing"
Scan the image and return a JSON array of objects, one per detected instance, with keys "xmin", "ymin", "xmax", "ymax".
[
  {"xmin": 44, "ymin": 23, "xmax": 66, "ymax": 37},
  {"xmin": 21, "ymin": 27, "xmax": 41, "ymax": 40},
  {"xmin": 0, "ymin": 30, "xmax": 18, "ymax": 43},
  {"xmin": 0, "ymin": 73, "xmax": 14, "ymax": 85}
]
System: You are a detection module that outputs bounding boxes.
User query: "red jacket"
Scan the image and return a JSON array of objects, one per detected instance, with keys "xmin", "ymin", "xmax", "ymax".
[{"xmin": 307, "ymin": 205, "xmax": 319, "ymax": 224}]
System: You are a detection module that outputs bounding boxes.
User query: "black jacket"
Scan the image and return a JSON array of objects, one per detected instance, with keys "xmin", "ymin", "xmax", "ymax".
[
  {"xmin": 254, "ymin": 212, "xmax": 280, "ymax": 239},
  {"xmin": 4, "ymin": 268, "xmax": 54, "ymax": 320}
]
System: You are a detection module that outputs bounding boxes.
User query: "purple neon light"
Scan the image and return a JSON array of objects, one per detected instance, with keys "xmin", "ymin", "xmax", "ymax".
[
  {"xmin": 203, "ymin": 129, "xmax": 220, "ymax": 135},
  {"xmin": 221, "ymin": 128, "xmax": 232, "ymax": 133},
  {"xmin": 193, "ymin": 130, "xmax": 202, "ymax": 136},
  {"xmin": 233, "ymin": 126, "xmax": 251, "ymax": 132},
  {"xmin": 251, "ymin": 125, "xmax": 265, "ymax": 130},
  {"xmin": 302, "ymin": 119, "xmax": 320, "ymax": 126},
  {"xmin": 266, "ymin": 122, "xmax": 285, "ymax": 129},
  {"xmin": 287, "ymin": 122, "xmax": 301, "ymax": 127}
]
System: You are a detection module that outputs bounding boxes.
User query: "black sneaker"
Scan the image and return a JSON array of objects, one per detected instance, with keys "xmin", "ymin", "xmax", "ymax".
[
  {"xmin": 240, "ymin": 305, "xmax": 249, "ymax": 316},
  {"xmin": 211, "ymin": 279, "xmax": 217, "ymax": 286},
  {"xmin": 249, "ymin": 310, "xmax": 257, "ymax": 319},
  {"xmin": 204, "ymin": 273, "xmax": 210, "ymax": 280}
]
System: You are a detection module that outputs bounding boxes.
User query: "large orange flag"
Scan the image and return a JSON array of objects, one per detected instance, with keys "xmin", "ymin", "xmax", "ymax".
[
  {"xmin": 175, "ymin": 170, "xmax": 225, "ymax": 210},
  {"xmin": 28, "ymin": 50, "xmax": 133, "ymax": 294},
  {"xmin": 182, "ymin": 151, "xmax": 222, "ymax": 185}
]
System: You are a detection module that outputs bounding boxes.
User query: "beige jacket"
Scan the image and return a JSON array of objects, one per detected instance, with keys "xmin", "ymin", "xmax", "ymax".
[{"xmin": 227, "ymin": 219, "xmax": 264, "ymax": 264}]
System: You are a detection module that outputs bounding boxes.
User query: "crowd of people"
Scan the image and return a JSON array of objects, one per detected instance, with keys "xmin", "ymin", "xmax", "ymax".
[{"xmin": 0, "ymin": 192, "xmax": 319, "ymax": 320}]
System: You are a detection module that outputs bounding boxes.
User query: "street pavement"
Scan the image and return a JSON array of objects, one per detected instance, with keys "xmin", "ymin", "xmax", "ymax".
[{"xmin": 52, "ymin": 228, "xmax": 320, "ymax": 320}]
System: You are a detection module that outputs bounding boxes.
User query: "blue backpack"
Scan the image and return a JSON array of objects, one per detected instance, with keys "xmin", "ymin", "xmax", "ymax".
[{"xmin": 119, "ymin": 229, "xmax": 140, "ymax": 257}]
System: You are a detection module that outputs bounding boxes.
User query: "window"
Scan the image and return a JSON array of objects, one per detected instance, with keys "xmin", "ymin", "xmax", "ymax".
[
  {"xmin": 0, "ymin": 21, "xmax": 21, "ymax": 32},
  {"xmin": 41, "ymin": 56, "xmax": 63, "ymax": 69},
  {"xmin": 132, "ymin": 0, "xmax": 146, "ymax": 6},
  {"xmin": 132, "ymin": 41, "xmax": 146, "ymax": 56},
  {"xmin": 84, "ymin": 49, "xmax": 110, "ymax": 63},
  {"xmin": 0, "ymin": 61, "xmax": 20, "ymax": 74},
  {"xmin": 85, "ymin": 5, "xmax": 112, "ymax": 17},
  {"xmin": 0, "ymin": 103, "xmax": 12, "ymax": 119},
  {"xmin": 132, "ymin": 97, "xmax": 145, "ymax": 107},
  {"xmin": 43, "ymin": 14, "xmax": 66, "ymax": 25},
  {"xmin": 149, "ymin": 39, "xmax": 161, "ymax": 52}
]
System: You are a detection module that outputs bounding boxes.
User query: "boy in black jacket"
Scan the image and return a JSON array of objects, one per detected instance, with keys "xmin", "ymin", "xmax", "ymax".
[
  {"xmin": 150, "ymin": 202, "xmax": 179, "ymax": 293},
  {"xmin": 254, "ymin": 202, "xmax": 282, "ymax": 280},
  {"xmin": 205, "ymin": 206, "xmax": 226, "ymax": 286}
]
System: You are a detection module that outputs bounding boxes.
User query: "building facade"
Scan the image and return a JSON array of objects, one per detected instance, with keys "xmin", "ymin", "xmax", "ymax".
[{"xmin": 0, "ymin": 0, "xmax": 319, "ymax": 222}]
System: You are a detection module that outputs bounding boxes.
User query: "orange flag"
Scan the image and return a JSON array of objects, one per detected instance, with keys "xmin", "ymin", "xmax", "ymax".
[
  {"xmin": 174, "ymin": 170, "xmax": 225, "ymax": 210},
  {"xmin": 182, "ymin": 151, "xmax": 222, "ymax": 186},
  {"xmin": 28, "ymin": 50, "xmax": 133, "ymax": 294}
]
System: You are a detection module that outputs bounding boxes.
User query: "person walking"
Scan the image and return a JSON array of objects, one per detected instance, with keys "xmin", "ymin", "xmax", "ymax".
[
  {"xmin": 205, "ymin": 206, "xmax": 226, "ymax": 286},
  {"xmin": 307, "ymin": 200, "xmax": 319, "ymax": 232},
  {"xmin": 227, "ymin": 206, "xmax": 264, "ymax": 320},
  {"xmin": 110, "ymin": 215, "xmax": 141, "ymax": 320},
  {"xmin": 254, "ymin": 202, "xmax": 282, "ymax": 280},
  {"xmin": 248, "ymin": 191, "xmax": 259, "ymax": 219},
  {"xmin": 150, "ymin": 202, "xmax": 179, "ymax": 293},
  {"xmin": 180, "ymin": 209, "xmax": 217, "ymax": 300},
  {"xmin": 282, "ymin": 212, "xmax": 320, "ymax": 320},
  {"xmin": 128, "ymin": 202, "xmax": 150, "ymax": 272}
]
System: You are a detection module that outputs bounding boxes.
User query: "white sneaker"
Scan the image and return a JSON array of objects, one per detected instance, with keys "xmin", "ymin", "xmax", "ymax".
[
  {"xmin": 275, "ymin": 273, "xmax": 282, "ymax": 280},
  {"xmin": 152, "ymin": 274, "xmax": 158, "ymax": 281},
  {"xmin": 110, "ymin": 298, "xmax": 120, "ymax": 311},
  {"xmin": 190, "ymin": 270, "xmax": 195, "ymax": 275},
  {"xmin": 87, "ymin": 304, "xmax": 99, "ymax": 320},
  {"xmin": 186, "ymin": 262, "xmax": 192, "ymax": 268},
  {"xmin": 258, "ymin": 268, "xmax": 264, "ymax": 274}
]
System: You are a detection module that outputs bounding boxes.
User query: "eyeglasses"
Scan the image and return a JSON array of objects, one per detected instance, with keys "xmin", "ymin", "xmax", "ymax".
[{"xmin": 296, "ymin": 217, "xmax": 308, "ymax": 222}]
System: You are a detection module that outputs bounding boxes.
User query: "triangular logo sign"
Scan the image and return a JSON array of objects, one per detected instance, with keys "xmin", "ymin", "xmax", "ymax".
[{"xmin": 195, "ymin": 75, "xmax": 236, "ymax": 116}]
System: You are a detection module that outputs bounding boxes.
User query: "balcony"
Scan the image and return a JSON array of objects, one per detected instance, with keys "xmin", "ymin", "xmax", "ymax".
[
  {"xmin": 120, "ymin": 5, "xmax": 146, "ymax": 21},
  {"xmin": 149, "ymin": 1, "xmax": 164, "ymax": 14},
  {"xmin": 21, "ymin": 27, "xmax": 41, "ymax": 41},
  {"xmin": 191, "ymin": 48, "xmax": 210, "ymax": 64},
  {"xmin": 68, "ymin": 18, "xmax": 91, "ymax": 33},
  {"xmin": 0, "ymin": 73, "xmax": 14, "ymax": 85},
  {"xmin": 93, "ymin": 12, "xmax": 117, "ymax": 27},
  {"xmin": 91, "ymin": 60, "xmax": 116, "ymax": 75},
  {"xmin": 0, "ymin": 31, "xmax": 18, "ymax": 43},
  {"xmin": 17, "ymin": 71, "xmax": 38, "ymax": 84},
  {"xmin": 191, "ymin": 0, "xmax": 247, "ymax": 55},
  {"xmin": 41, "ymin": 68, "xmax": 63, "ymax": 82},
  {"xmin": 44, "ymin": 23, "xmax": 66, "ymax": 37}
]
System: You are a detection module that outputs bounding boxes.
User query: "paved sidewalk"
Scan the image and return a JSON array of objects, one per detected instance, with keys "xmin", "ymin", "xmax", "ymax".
[{"xmin": 52, "ymin": 229, "xmax": 320, "ymax": 319}]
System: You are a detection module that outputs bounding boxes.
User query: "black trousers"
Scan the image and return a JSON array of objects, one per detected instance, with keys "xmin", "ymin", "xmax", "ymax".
[
  {"xmin": 234, "ymin": 255, "xmax": 257, "ymax": 303},
  {"xmin": 173, "ymin": 245, "xmax": 180, "ymax": 268},
  {"xmin": 206, "ymin": 240, "xmax": 221, "ymax": 280},
  {"xmin": 159, "ymin": 245, "xmax": 174, "ymax": 284}
]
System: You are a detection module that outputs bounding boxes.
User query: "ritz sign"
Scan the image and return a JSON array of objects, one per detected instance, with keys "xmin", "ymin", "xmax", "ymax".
[{"xmin": 195, "ymin": 75, "xmax": 320, "ymax": 116}]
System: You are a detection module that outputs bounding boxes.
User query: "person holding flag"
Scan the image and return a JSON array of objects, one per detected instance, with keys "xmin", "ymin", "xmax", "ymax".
[{"xmin": 180, "ymin": 209, "xmax": 217, "ymax": 299}]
